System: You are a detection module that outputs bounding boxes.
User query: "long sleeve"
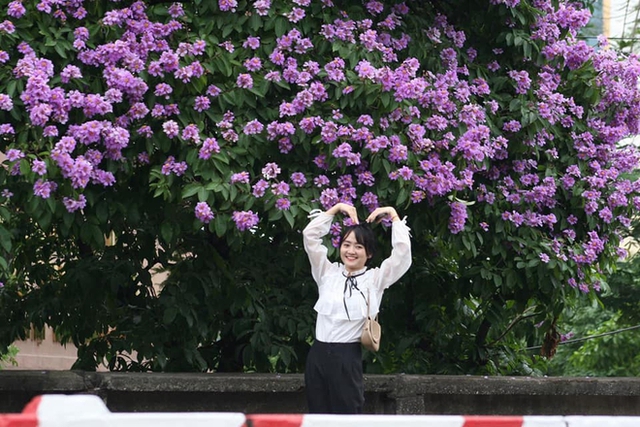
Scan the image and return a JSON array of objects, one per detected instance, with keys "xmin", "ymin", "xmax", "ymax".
[
  {"xmin": 302, "ymin": 213, "xmax": 335, "ymax": 286},
  {"xmin": 377, "ymin": 218, "xmax": 412, "ymax": 290}
]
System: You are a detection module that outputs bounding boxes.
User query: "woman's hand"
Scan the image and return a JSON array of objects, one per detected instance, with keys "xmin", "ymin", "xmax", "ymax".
[
  {"xmin": 366, "ymin": 206, "xmax": 399, "ymax": 223},
  {"xmin": 326, "ymin": 202, "xmax": 359, "ymax": 224}
]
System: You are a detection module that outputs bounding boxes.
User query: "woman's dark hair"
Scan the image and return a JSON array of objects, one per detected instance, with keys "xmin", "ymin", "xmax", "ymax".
[{"xmin": 339, "ymin": 223, "xmax": 377, "ymax": 264}]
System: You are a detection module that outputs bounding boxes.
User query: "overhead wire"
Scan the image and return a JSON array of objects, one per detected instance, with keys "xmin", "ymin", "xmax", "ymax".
[
  {"xmin": 525, "ymin": 324, "xmax": 640, "ymax": 351},
  {"xmin": 621, "ymin": 0, "xmax": 631, "ymax": 37}
]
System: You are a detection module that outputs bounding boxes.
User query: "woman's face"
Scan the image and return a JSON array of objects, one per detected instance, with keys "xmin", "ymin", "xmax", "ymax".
[{"xmin": 340, "ymin": 231, "xmax": 371, "ymax": 272}]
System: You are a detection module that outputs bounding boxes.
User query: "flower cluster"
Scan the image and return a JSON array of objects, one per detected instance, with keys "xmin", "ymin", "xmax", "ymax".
[{"xmin": 0, "ymin": 0, "xmax": 638, "ymax": 297}]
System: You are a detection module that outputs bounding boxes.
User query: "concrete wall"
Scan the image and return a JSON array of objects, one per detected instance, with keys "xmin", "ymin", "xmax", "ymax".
[{"xmin": 1, "ymin": 371, "xmax": 640, "ymax": 415}]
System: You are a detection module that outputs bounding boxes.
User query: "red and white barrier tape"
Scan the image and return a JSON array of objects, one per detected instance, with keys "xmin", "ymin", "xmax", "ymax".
[
  {"xmin": 244, "ymin": 414, "xmax": 553, "ymax": 427},
  {"xmin": 1, "ymin": 395, "xmax": 640, "ymax": 427},
  {"xmin": 0, "ymin": 395, "xmax": 246, "ymax": 427}
]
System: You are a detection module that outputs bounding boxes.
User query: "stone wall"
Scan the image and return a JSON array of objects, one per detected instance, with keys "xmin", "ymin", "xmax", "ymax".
[{"xmin": 1, "ymin": 371, "xmax": 639, "ymax": 415}]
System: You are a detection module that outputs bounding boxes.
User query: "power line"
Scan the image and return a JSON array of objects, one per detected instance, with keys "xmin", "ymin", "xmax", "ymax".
[
  {"xmin": 621, "ymin": 0, "xmax": 631, "ymax": 37},
  {"xmin": 525, "ymin": 324, "xmax": 640, "ymax": 351},
  {"xmin": 578, "ymin": 35, "xmax": 640, "ymax": 39},
  {"xmin": 630, "ymin": 0, "xmax": 640, "ymax": 50}
]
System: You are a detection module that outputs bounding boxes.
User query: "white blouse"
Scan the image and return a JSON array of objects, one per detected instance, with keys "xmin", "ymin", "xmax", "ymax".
[{"xmin": 302, "ymin": 212, "xmax": 412, "ymax": 343}]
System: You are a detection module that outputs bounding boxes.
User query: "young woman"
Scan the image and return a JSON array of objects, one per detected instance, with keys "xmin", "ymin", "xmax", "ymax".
[{"xmin": 302, "ymin": 202, "xmax": 412, "ymax": 414}]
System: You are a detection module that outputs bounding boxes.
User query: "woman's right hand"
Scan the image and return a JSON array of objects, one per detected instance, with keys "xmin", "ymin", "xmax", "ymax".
[{"xmin": 326, "ymin": 202, "xmax": 359, "ymax": 224}]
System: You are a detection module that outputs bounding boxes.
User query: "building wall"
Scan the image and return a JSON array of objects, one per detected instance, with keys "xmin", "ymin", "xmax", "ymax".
[{"xmin": 9, "ymin": 327, "xmax": 77, "ymax": 370}]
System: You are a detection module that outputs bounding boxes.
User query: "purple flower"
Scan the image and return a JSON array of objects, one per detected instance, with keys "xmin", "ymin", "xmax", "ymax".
[
  {"xmin": 172, "ymin": 162, "xmax": 188, "ymax": 176},
  {"xmin": 232, "ymin": 210, "xmax": 259, "ymax": 231},
  {"xmin": 0, "ymin": 94, "xmax": 13, "ymax": 111},
  {"xmin": 265, "ymin": 71, "xmax": 281, "ymax": 82},
  {"xmin": 503, "ymin": 120, "xmax": 521, "ymax": 132},
  {"xmin": 63, "ymin": 194, "xmax": 87, "ymax": 213},
  {"xmin": 195, "ymin": 202, "xmax": 214, "ymax": 224},
  {"xmin": 5, "ymin": 149, "xmax": 25, "ymax": 162},
  {"xmin": 230, "ymin": 172, "xmax": 250, "ymax": 184},
  {"xmin": 285, "ymin": 7, "xmax": 305, "ymax": 23},
  {"xmin": 262, "ymin": 162, "xmax": 281, "ymax": 179},
  {"xmin": 199, "ymin": 137, "xmax": 221, "ymax": 159},
  {"xmin": 162, "ymin": 156, "xmax": 176, "ymax": 175},
  {"xmin": 243, "ymin": 37, "xmax": 261, "ymax": 50},
  {"xmin": 291, "ymin": 172, "xmax": 306, "ymax": 187},
  {"xmin": 254, "ymin": 0, "xmax": 271, "ymax": 15},
  {"xmin": 314, "ymin": 175, "xmax": 330, "ymax": 187},
  {"xmin": 362, "ymin": 192, "xmax": 378, "ymax": 210},
  {"xmin": 243, "ymin": 119, "xmax": 264, "ymax": 135},
  {"xmin": 219, "ymin": 0, "xmax": 238, "ymax": 12},
  {"xmin": 320, "ymin": 188, "xmax": 339, "ymax": 210},
  {"xmin": 155, "ymin": 83, "xmax": 173, "ymax": 98},
  {"xmin": 244, "ymin": 57, "xmax": 262, "ymax": 72},
  {"xmin": 271, "ymin": 182, "xmax": 290, "ymax": 196},
  {"xmin": 355, "ymin": 60, "xmax": 377, "ymax": 79},
  {"xmin": 508, "ymin": 70, "xmax": 531, "ymax": 95},
  {"xmin": 276, "ymin": 198, "xmax": 291, "ymax": 210},
  {"xmin": 203, "ymin": 86, "xmax": 220, "ymax": 98},
  {"xmin": 92, "ymin": 169, "xmax": 115, "ymax": 187},
  {"xmin": 7, "ymin": 1, "xmax": 26, "ymax": 18},
  {"xmin": 252, "ymin": 179, "xmax": 269, "ymax": 197},
  {"xmin": 194, "ymin": 96, "xmax": 211, "ymax": 112},
  {"xmin": 181, "ymin": 124, "xmax": 200, "ymax": 142},
  {"xmin": 33, "ymin": 179, "xmax": 57, "ymax": 199},
  {"xmin": 162, "ymin": 120, "xmax": 180, "ymax": 138},
  {"xmin": 448, "ymin": 201, "xmax": 468, "ymax": 234},
  {"xmin": 236, "ymin": 73, "xmax": 253, "ymax": 89},
  {"xmin": 32, "ymin": 159, "xmax": 47, "ymax": 175},
  {"xmin": 60, "ymin": 65, "xmax": 82, "ymax": 83},
  {"xmin": 168, "ymin": 3, "xmax": 185, "ymax": 17},
  {"xmin": 598, "ymin": 207, "xmax": 613, "ymax": 223}
]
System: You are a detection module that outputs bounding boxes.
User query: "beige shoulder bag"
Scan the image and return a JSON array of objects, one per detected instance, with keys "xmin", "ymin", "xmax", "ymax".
[{"xmin": 361, "ymin": 288, "xmax": 381, "ymax": 352}]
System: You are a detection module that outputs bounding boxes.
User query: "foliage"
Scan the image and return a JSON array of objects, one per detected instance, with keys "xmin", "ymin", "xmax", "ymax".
[
  {"xmin": 549, "ymin": 308, "xmax": 640, "ymax": 377},
  {"xmin": 0, "ymin": 344, "xmax": 18, "ymax": 369},
  {"xmin": 546, "ymin": 220, "xmax": 640, "ymax": 377},
  {"xmin": 0, "ymin": 0, "xmax": 639, "ymax": 374}
]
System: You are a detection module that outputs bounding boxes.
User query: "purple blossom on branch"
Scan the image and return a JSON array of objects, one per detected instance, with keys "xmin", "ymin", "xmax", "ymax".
[{"xmin": 232, "ymin": 210, "xmax": 259, "ymax": 231}]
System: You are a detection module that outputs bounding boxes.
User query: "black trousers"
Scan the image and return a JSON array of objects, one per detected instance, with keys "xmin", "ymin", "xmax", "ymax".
[{"xmin": 304, "ymin": 340, "xmax": 364, "ymax": 414}]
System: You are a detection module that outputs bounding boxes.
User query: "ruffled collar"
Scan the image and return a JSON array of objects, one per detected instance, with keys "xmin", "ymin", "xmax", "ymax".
[{"xmin": 342, "ymin": 266, "xmax": 367, "ymax": 277}]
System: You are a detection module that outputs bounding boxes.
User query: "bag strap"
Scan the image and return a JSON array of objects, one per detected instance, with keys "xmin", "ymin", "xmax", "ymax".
[{"xmin": 366, "ymin": 288, "xmax": 371, "ymax": 317}]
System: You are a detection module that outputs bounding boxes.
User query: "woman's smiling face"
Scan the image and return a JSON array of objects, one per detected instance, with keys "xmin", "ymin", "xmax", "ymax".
[{"xmin": 340, "ymin": 230, "xmax": 371, "ymax": 272}]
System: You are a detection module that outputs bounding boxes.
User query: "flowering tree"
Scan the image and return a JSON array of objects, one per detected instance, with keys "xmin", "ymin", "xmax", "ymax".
[{"xmin": 0, "ymin": 0, "xmax": 639, "ymax": 373}]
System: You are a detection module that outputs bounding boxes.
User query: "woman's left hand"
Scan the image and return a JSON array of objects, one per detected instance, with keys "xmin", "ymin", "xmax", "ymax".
[{"xmin": 366, "ymin": 206, "xmax": 399, "ymax": 223}]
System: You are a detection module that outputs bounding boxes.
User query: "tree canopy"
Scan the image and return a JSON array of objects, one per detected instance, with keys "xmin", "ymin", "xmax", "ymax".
[{"xmin": 0, "ymin": 0, "xmax": 639, "ymax": 374}]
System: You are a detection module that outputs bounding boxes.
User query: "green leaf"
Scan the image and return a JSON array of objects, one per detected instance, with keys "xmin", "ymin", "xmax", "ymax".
[
  {"xmin": 161, "ymin": 222, "xmax": 173, "ymax": 243},
  {"xmin": 37, "ymin": 211, "xmax": 53, "ymax": 232},
  {"xmin": 6, "ymin": 80, "xmax": 17, "ymax": 97},
  {"xmin": 197, "ymin": 187, "xmax": 209, "ymax": 202},
  {"xmin": 181, "ymin": 183, "xmax": 202, "ymax": 199},
  {"xmin": 284, "ymin": 210, "xmax": 294, "ymax": 228},
  {"xmin": 213, "ymin": 217, "xmax": 227, "ymax": 237},
  {"xmin": 54, "ymin": 42, "xmax": 67, "ymax": 59},
  {"xmin": 163, "ymin": 307, "xmax": 178, "ymax": 325},
  {"xmin": 96, "ymin": 202, "xmax": 109, "ymax": 224},
  {"xmin": 249, "ymin": 14, "xmax": 263, "ymax": 32},
  {"xmin": 396, "ymin": 187, "xmax": 409, "ymax": 206},
  {"xmin": 274, "ymin": 16, "xmax": 288, "ymax": 37},
  {"xmin": 0, "ymin": 226, "xmax": 11, "ymax": 252}
]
